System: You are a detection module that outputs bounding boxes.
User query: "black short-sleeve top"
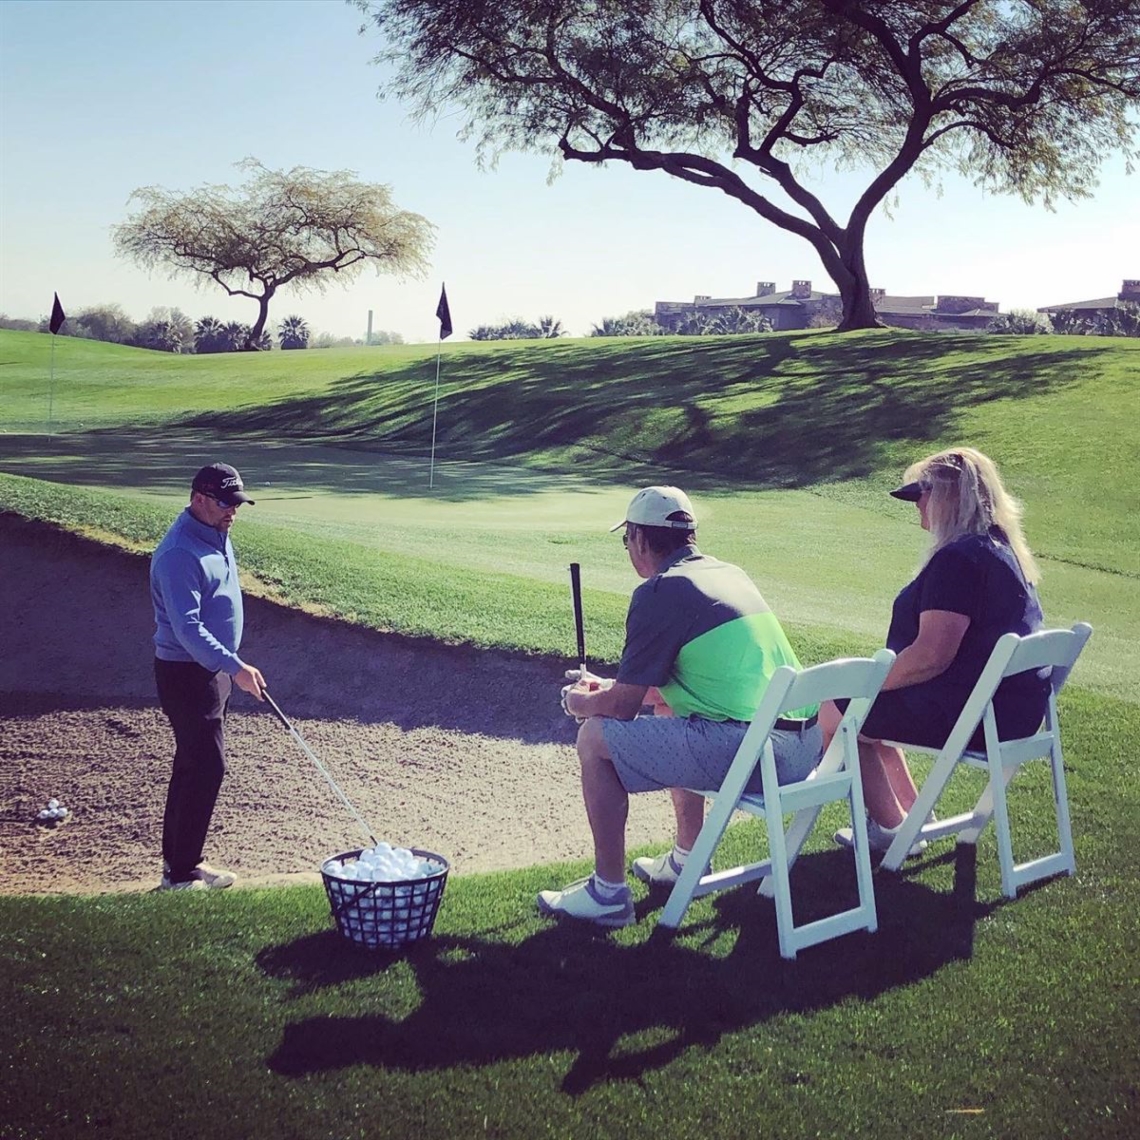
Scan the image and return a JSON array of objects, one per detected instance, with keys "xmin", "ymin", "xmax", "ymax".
[{"xmin": 886, "ymin": 528, "xmax": 1049, "ymax": 731}]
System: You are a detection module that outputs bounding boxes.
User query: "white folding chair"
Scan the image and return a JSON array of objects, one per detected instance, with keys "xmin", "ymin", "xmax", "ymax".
[
  {"xmin": 881, "ymin": 623, "xmax": 1092, "ymax": 898},
  {"xmin": 657, "ymin": 649, "xmax": 896, "ymax": 960}
]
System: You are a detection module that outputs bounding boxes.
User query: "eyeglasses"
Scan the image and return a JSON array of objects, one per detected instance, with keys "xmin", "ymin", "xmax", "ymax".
[
  {"xmin": 201, "ymin": 492, "xmax": 239, "ymax": 510},
  {"xmin": 621, "ymin": 529, "xmax": 631, "ymax": 548}
]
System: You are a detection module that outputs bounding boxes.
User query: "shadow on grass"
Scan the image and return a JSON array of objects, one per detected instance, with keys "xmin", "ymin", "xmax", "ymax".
[
  {"xmin": 6, "ymin": 332, "xmax": 1099, "ymax": 502},
  {"xmin": 177, "ymin": 333, "xmax": 1090, "ymax": 496},
  {"xmin": 262, "ymin": 845, "xmax": 994, "ymax": 1094}
]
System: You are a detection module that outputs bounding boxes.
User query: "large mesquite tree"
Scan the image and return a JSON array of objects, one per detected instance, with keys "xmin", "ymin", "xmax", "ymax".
[
  {"xmin": 355, "ymin": 0, "xmax": 1140, "ymax": 330},
  {"xmin": 114, "ymin": 159, "xmax": 433, "ymax": 349}
]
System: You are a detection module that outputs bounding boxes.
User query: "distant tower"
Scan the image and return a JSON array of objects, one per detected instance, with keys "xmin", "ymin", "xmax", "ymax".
[{"xmin": 366, "ymin": 309, "xmax": 374, "ymax": 346}]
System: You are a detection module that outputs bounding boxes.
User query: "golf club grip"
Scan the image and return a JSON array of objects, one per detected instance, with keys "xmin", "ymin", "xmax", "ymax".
[{"xmin": 569, "ymin": 562, "xmax": 586, "ymax": 666}]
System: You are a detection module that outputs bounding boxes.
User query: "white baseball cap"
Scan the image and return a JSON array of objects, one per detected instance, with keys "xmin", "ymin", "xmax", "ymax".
[{"xmin": 609, "ymin": 486, "xmax": 697, "ymax": 532}]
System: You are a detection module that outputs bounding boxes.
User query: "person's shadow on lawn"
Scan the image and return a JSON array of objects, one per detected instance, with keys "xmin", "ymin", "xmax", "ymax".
[{"xmin": 262, "ymin": 845, "xmax": 994, "ymax": 1094}]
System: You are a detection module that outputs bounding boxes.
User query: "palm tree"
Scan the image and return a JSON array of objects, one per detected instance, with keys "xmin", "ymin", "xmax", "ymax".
[
  {"xmin": 590, "ymin": 310, "xmax": 664, "ymax": 336},
  {"xmin": 195, "ymin": 316, "xmax": 228, "ymax": 353},
  {"xmin": 278, "ymin": 314, "xmax": 310, "ymax": 350}
]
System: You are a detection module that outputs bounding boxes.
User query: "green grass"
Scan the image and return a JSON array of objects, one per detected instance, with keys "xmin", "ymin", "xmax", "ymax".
[
  {"xmin": 2, "ymin": 329, "xmax": 1138, "ymax": 1137},
  {"xmin": 2, "ymin": 328, "xmax": 1138, "ymax": 698},
  {"xmin": 4, "ymin": 327, "xmax": 1138, "ymax": 575},
  {"xmin": 2, "ymin": 688, "xmax": 1137, "ymax": 1140}
]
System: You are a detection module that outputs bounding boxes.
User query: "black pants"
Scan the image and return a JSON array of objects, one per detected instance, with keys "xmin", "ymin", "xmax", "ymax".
[{"xmin": 155, "ymin": 659, "xmax": 232, "ymax": 881}]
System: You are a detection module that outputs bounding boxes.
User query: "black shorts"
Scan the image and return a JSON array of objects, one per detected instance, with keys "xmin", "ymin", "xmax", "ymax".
[
  {"xmin": 837, "ymin": 683, "xmax": 1047, "ymax": 753},
  {"xmin": 837, "ymin": 687, "xmax": 955, "ymax": 749}
]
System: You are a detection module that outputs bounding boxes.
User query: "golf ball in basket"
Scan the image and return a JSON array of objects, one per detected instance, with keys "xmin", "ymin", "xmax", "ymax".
[{"xmin": 335, "ymin": 844, "xmax": 439, "ymax": 883}]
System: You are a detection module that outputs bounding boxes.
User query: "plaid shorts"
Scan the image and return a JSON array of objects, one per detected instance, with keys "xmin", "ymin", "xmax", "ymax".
[{"xmin": 601, "ymin": 714, "xmax": 823, "ymax": 795}]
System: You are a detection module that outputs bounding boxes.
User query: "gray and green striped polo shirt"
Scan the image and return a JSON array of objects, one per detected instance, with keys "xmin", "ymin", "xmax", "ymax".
[{"xmin": 615, "ymin": 547, "xmax": 813, "ymax": 722}]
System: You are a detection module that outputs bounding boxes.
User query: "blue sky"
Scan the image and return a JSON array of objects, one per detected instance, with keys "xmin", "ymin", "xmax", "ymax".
[{"xmin": 1, "ymin": 0, "xmax": 1136, "ymax": 343}]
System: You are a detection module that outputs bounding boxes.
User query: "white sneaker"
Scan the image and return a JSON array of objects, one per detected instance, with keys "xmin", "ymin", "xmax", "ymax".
[
  {"xmin": 834, "ymin": 818, "xmax": 928, "ymax": 858},
  {"xmin": 537, "ymin": 876, "xmax": 635, "ymax": 928},
  {"xmin": 632, "ymin": 850, "xmax": 686, "ymax": 886},
  {"xmin": 161, "ymin": 861, "xmax": 237, "ymax": 889},
  {"xmin": 157, "ymin": 877, "xmax": 206, "ymax": 892},
  {"xmin": 192, "ymin": 863, "xmax": 236, "ymax": 889}
]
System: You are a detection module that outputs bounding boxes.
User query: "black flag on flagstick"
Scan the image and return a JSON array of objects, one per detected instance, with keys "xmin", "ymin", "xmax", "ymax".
[
  {"xmin": 49, "ymin": 293, "xmax": 66, "ymax": 335},
  {"xmin": 436, "ymin": 284, "xmax": 452, "ymax": 340}
]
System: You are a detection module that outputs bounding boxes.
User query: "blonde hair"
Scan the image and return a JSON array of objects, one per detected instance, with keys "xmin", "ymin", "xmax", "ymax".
[{"xmin": 904, "ymin": 447, "xmax": 1040, "ymax": 585}]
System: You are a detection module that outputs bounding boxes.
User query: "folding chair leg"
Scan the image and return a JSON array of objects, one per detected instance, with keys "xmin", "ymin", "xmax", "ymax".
[
  {"xmin": 987, "ymin": 750, "xmax": 1019, "ymax": 899},
  {"xmin": 759, "ymin": 731, "xmax": 844, "ymax": 901},
  {"xmin": 1049, "ymin": 739, "xmax": 1077, "ymax": 879},
  {"xmin": 767, "ymin": 725, "xmax": 878, "ymax": 959},
  {"xmin": 658, "ymin": 789, "xmax": 738, "ymax": 930},
  {"xmin": 757, "ymin": 804, "xmax": 819, "ymax": 901},
  {"xmin": 846, "ymin": 734, "xmax": 879, "ymax": 940},
  {"xmin": 763, "ymin": 785, "xmax": 796, "ymax": 959},
  {"xmin": 965, "ymin": 737, "xmax": 1076, "ymax": 899}
]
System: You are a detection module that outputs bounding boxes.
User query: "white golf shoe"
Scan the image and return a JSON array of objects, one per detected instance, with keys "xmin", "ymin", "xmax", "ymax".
[{"xmin": 537, "ymin": 875, "xmax": 635, "ymax": 928}]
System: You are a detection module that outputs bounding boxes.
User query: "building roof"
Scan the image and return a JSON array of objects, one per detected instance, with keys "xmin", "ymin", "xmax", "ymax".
[
  {"xmin": 1037, "ymin": 296, "xmax": 1122, "ymax": 312},
  {"xmin": 680, "ymin": 290, "xmax": 836, "ymax": 307}
]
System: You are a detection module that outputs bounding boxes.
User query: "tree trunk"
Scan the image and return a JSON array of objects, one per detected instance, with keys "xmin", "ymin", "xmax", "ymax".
[
  {"xmin": 832, "ymin": 237, "xmax": 884, "ymax": 332},
  {"xmin": 245, "ymin": 292, "xmax": 273, "ymax": 350}
]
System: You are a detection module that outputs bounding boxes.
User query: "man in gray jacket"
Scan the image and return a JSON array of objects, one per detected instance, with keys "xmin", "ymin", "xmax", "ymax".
[{"xmin": 150, "ymin": 462, "xmax": 266, "ymax": 891}]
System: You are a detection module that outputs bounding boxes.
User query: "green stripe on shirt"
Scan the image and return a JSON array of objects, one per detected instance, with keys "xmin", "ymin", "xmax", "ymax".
[{"xmin": 658, "ymin": 611, "xmax": 817, "ymax": 722}]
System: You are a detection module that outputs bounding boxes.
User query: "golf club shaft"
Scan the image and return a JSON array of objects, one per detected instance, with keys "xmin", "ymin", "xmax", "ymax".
[
  {"xmin": 263, "ymin": 691, "xmax": 378, "ymax": 848},
  {"xmin": 569, "ymin": 562, "xmax": 586, "ymax": 674}
]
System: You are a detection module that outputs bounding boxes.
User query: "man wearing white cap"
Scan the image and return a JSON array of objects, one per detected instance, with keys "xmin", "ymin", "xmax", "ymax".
[{"xmin": 539, "ymin": 486, "xmax": 822, "ymax": 928}]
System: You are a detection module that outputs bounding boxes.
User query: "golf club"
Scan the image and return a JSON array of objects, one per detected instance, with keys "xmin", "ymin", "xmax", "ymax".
[
  {"xmin": 569, "ymin": 562, "xmax": 587, "ymax": 676},
  {"xmin": 263, "ymin": 690, "xmax": 378, "ymax": 848}
]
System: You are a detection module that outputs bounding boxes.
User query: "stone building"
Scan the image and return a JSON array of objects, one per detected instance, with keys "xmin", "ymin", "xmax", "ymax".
[
  {"xmin": 1037, "ymin": 279, "xmax": 1140, "ymax": 321},
  {"xmin": 654, "ymin": 279, "xmax": 1000, "ymax": 332}
]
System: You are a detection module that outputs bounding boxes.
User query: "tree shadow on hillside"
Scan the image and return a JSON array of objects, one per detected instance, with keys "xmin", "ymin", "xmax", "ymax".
[
  {"xmin": 177, "ymin": 333, "xmax": 1090, "ymax": 496},
  {"xmin": 3, "ymin": 333, "xmax": 1099, "ymax": 502},
  {"xmin": 262, "ymin": 843, "xmax": 994, "ymax": 1094}
]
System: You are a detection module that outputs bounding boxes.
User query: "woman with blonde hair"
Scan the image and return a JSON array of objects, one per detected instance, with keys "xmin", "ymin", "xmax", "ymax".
[{"xmin": 826, "ymin": 447, "xmax": 1049, "ymax": 855}]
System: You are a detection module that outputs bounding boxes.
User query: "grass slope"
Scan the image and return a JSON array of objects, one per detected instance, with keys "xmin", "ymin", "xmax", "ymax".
[
  {"xmin": 4, "ymin": 327, "xmax": 1137, "ymax": 570},
  {"xmin": 1, "ymin": 327, "xmax": 1136, "ymax": 699}
]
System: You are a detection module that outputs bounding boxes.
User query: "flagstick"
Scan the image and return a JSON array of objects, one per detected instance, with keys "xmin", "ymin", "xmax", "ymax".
[
  {"xmin": 48, "ymin": 334, "xmax": 55, "ymax": 432},
  {"xmin": 428, "ymin": 337, "xmax": 443, "ymax": 489}
]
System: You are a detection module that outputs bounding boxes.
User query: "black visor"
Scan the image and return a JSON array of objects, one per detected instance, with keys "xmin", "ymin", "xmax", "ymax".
[{"xmin": 889, "ymin": 481, "xmax": 925, "ymax": 502}]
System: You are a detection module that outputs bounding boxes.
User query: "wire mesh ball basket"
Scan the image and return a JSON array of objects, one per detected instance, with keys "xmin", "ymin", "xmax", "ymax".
[{"xmin": 321, "ymin": 848, "xmax": 449, "ymax": 950}]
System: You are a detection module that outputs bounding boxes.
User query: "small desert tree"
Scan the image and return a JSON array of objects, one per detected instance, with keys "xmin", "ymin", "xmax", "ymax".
[
  {"xmin": 73, "ymin": 304, "xmax": 137, "ymax": 344},
  {"xmin": 988, "ymin": 309, "xmax": 1052, "ymax": 334},
  {"xmin": 113, "ymin": 159, "xmax": 433, "ymax": 350},
  {"xmin": 133, "ymin": 307, "xmax": 194, "ymax": 353}
]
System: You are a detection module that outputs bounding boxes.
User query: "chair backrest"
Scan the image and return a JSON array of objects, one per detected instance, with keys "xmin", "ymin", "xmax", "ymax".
[
  {"xmin": 1001, "ymin": 622, "xmax": 1093, "ymax": 699},
  {"xmin": 781, "ymin": 652, "xmax": 897, "ymax": 712},
  {"xmin": 738, "ymin": 649, "xmax": 896, "ymax": 765},
  {"xmin": 937, "ymin": 623, "xmax": 1093, "ymax": 760}
]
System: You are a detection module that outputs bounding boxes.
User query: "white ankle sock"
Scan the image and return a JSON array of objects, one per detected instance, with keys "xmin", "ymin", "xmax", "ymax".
[
  {"xmin": 671, "ymin": 844, "xmax": 692, "ymax": 867},
  {"xmin": 592, "ymin": 873, "xmax": 628, "ymax": 899}
]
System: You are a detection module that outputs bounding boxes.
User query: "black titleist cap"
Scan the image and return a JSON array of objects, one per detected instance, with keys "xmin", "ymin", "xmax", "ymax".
[
  {"xmin": 192, "ymin": 463, "xmax": 254, "ymax": 506},
  {"xmin": 889, "ymin": 481, "xmax": 925, "ymax": 502}
]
